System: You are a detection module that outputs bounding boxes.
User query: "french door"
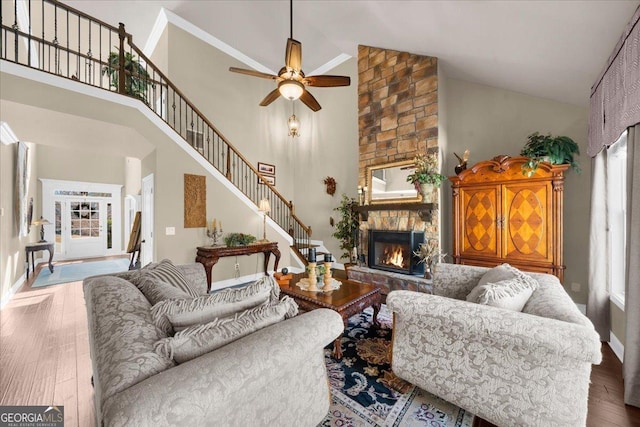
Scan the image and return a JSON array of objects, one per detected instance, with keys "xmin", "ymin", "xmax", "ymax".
[{"xmin": 57, "ymin": 199, "xmax": 109, "ymax": 259}]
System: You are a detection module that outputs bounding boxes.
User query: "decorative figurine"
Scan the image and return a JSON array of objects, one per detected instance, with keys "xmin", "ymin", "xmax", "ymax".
[{"xmin": 454, "ymin": 149, "xmax": 470, "ymax": 175}]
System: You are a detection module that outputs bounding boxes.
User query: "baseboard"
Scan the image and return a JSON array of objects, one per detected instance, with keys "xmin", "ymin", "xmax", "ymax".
[
  {"xmin": 209, "ymin": 272, "xmax": 274, "ymax": 292},
  {"xmin": 609, "ymin": 332, "xmax": 624, "ymax": 363},
  {"xmin": 0, "ymin": 272, "xmax": 26, "ymax": 310}
]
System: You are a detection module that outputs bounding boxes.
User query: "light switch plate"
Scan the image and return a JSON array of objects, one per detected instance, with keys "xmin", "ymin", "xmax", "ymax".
[{"xmin": 165, "ymin": 227, "xmax": 176, "ymax": 236}]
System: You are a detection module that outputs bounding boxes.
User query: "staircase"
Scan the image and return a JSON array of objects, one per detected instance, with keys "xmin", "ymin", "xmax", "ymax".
[{"xmin": 0, "ymin": 0, "xmax": 312, "ymax": 263}]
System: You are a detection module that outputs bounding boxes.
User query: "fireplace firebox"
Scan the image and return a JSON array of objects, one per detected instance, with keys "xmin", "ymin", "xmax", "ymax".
[{"xmin": 368, "ymin": 230, "xmax": 424, "ymax": 276}]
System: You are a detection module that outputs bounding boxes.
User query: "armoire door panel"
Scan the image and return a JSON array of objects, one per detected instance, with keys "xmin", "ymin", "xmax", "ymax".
[
  {"xmin": 502, "ymin": 183, "xmax": 552, "ymax": 262},
  {"xmin": 460, "ymin": 186, "xmax": 500, "ymax": 259}
]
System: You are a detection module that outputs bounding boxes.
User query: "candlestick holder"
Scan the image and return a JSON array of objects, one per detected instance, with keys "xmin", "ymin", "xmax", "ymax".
[
  {"xmin": 322, "ymin": 261, "xmax": 333, "ymax": 291},
  {"xmin": 206, "ymin": 227, "xmax": 224, "ymax": 246},
  {"xmin": 307, "ymin": 262, "xmax": 318, "ymax": 291}
]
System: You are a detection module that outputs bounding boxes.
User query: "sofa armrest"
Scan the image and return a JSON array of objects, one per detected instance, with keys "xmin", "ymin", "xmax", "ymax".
[
  {"xmin": 387, "ymin": 291, "xmax": 602, "ymax": 364},
  {"xmin": 101, "ymin": 309, "xmax": 344, "ymax": 427}
]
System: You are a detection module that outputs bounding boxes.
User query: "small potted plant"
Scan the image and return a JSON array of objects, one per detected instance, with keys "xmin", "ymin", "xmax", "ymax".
[
  {"xmin": 406, "ymin": 153, "xmax": 446, "ymax": 203},
  {"xmin": 332, "ymin": 194, "xmax": 360, "ymax": 263},
  {"xmin": 520, "ymin": 132, "xmax": 581, "ymax": 177},
  {"xmin": 102, "ymin": 50, "xmax": 153, "ymax": 104}
]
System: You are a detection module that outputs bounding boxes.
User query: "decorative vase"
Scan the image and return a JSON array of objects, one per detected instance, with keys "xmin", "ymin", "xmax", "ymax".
[{"xmin": 419, "ymin": 183, "xmax": 435, "ymax": 203}]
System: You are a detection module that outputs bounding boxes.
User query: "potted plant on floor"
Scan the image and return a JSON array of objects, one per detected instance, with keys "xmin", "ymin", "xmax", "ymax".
[
  {"xmin": 520, "ymin": 132, "xmax": 581, "ymax": 176},
  {"xmin": 406, "ymin": 153, "xmax": 446, "ymax": 203},
  {"xmin": 332, "ymin": 194, "xmax": 360, "ymax": 264}
]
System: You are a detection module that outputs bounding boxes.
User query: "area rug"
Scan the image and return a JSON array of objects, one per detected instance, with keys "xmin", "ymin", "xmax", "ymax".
[
  {"xmin": 321, "ymin": 305, "xmax": 474, "ymax": 427},
  {"xmin": 32, "ymin": 258, "xmax": 130, "ymax": 288}
]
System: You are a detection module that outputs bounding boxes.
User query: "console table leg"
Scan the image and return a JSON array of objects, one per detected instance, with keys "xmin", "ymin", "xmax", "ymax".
[{"xmin": 47, "ymin": 248, "xmax": 54, "ymax": 273}]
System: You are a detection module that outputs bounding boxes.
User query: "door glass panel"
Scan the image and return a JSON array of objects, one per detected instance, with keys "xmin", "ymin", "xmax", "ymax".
[
  {"xmin": 107, "ymin": 203, "xmax": 112, "ymax": 249},
  {"xmin": 55, "ymin": 201, "xmax": 62, "ymax": 253},
  {"xmin": 70, "ymin": 200, "xmax": 100, "ymax": 239}
]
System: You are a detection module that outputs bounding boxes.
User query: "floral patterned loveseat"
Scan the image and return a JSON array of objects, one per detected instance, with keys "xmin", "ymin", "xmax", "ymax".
[{"xmin": 387, "ymin": 263, "xmax": 602, "ymax": 427}]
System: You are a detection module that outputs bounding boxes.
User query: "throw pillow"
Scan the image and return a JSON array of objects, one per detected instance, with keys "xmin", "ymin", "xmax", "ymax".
[
  {"xmin": 137, "ymin": 276, "xmax": 192, "ymax": 306},
  {"xmin": 467, "ymin": 263, "xmax": 538, "ymax": 302},
  {"xmin": 141, "ymin": 259, "xmax": 200, "ymax": 297},
  {"xmin": 474, "ymin": 278, "xmax": 536, "ymax": 312},
  {"xmin": 151, "ymin": 275, "xmax": 281, "ymax": 335},
  {"xmin": 154, "ymin": 296, "xmax": 299, "ymax": 363}
]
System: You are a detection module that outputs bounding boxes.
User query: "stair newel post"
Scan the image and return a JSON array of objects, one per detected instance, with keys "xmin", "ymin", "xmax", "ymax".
[
  {"xmin": 117, "ymin": 23, "xmax": 126, "ymax": 95},
  {"xmin": 288, "ymin": 201, "xmax": 295, "ymax": 236}
]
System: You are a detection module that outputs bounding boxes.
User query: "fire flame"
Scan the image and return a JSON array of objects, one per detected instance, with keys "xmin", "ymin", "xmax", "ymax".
[{"xmin": 382, "ymin": 245, "xmax": 405, "ymax": 268}]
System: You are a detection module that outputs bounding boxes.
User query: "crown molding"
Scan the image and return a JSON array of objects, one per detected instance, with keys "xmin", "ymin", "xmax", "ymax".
[
  {"xmin": 142, "ymin": 8, "xmax": 351, "ymax": 76},
  {"xmin": 143, "ymin": 8, "xmax": 275, "ymax": 75}
]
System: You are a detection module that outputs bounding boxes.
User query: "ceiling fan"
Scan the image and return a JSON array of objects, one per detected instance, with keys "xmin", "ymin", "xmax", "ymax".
[{"xmin": 229, "ymin": 0, "xmax": 350, "ymax": 112}]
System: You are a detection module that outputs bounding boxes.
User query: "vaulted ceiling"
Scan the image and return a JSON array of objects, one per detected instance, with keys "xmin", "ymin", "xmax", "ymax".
[{"xmin": 66, "ymin": 1, "xmax": 639, "ymax": 107}]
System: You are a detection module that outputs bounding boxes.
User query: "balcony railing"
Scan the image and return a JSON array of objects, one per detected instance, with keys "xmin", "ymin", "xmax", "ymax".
[{"xmin": 1, "ymin": 0, "xmax": 311, "ymax": 259}]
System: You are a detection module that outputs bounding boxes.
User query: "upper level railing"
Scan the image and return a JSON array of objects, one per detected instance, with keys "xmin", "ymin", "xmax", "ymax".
[{"xmin": 1, "ymin": 0, "xmax": 311, "ymax": 258}]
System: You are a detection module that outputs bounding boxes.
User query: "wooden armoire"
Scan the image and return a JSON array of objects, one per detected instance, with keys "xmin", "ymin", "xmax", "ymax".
[{"xmin": 450, "ymin": 155, "xmax": 568, "ymax": 282}]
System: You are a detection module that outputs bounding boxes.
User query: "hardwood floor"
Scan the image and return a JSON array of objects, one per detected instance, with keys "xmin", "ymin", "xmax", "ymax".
[{"xmin": 1, "ymin": 266, "xmax": 639, "ymax": 427}]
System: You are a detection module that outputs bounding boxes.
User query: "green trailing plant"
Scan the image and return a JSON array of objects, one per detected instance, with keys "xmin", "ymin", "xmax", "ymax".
[
  {"xmin": 332, "ymin": 194, "xmax": 360, "ymax": 262},
  {"xmin": 102, "ymin": 50, "xmax": 153, "ymax": 104},
  {"xmin": 520, "ymin": 132, "xmax": 581, "ymax": 177},
  {"xmin": 224, "ymin": 232, "xmax": 256, "ymax": 247},
  {"xmin": 406, "ymin": 153, "xmax": 447, "ymax": 187}
]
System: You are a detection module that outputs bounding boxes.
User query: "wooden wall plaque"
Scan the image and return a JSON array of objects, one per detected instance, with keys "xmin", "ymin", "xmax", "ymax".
[{"xmin": 184, "ymin": 174, "xmax": 206, "ymax": 228}]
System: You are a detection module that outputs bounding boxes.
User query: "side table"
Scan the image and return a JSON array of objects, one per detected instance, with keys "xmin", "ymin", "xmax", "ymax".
[
  {"xmin": 196, "ymin": 242, "xmax": 280, "ymax": 292},
  {"xmin": 25, "ymin": 242, "xmax": 54, "ymax": 279}
]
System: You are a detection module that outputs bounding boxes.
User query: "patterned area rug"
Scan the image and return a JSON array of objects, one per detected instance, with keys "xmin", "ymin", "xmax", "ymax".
[
  {"xmin": 32, "ymin": 258, "xmax": 130, "ymax": 288},
  {"xmin": 321, "ymin": 305, "xmax": 474, "ymax": 427}
]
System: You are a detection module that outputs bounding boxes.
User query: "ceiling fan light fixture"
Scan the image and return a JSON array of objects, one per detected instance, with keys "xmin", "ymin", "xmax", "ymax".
[{"xmin": 278, "ymin": 80, "xmax": 304, "ymax": 100}]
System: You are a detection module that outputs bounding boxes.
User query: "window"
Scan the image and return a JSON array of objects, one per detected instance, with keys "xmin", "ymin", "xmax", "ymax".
[{"xmin": 607, "ymin": 130, "xmax": 627, "ymax": 308}]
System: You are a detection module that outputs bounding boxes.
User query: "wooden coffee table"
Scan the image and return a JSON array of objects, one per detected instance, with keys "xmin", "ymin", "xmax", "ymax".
[{"xmin": 279, "ymin": 274, "xmax": 381, "ymax": 359}]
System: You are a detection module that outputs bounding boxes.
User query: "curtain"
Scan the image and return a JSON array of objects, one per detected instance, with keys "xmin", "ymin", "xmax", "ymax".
[
  {"xmin": 624, "ymin": 124, "xmax": 640, "ymax": 407},
  {"xmin": 587, "ymin": 150, "xmax": 610, "ymax": 341},
  {"xmin": 588, "ymin": 6, "xmax": 640, "ymax": 157}
]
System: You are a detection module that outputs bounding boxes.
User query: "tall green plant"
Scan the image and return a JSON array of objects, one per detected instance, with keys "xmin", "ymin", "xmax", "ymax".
[
  {"xmin": 332, "ymin": 194, "xmax": 360, "ymax": 262},
  {"xmin": 102, "ymin": 50, "xmax": 152, "ymax": 104},
  {"xmin": 520, "ymin": 132, "xmax": 580, "ymax": 176}
]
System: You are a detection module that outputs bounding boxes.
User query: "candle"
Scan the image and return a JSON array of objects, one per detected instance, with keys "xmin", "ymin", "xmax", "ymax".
[
  {"xmin": 219, "ymin": 220, "xmax": 222, "ymax": 230},
  {"xmin": 324, "ymin": 253, "xmax": 332, "ymax": 263},
  {"xmin": 213, "ymin": 218, "xmax": 217, "ymax": 229},
  {"xmin": 308, "ymin": 248, "xmax": 316, "ymax": 263}
]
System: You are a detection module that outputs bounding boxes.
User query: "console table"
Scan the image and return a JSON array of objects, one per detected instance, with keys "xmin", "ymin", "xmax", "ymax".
[
  {"xmin": 25, "ymin": 242, "xmax": 54, "ymax": 279},
  {"xmin": 196, "ymin": 242, "xmax": 280, "ymax": 291}
]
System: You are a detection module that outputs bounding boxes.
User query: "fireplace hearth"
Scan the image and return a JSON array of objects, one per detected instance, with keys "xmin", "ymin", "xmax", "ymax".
[{"xmin": 368, "ymin": 230, "xmax": 424, "ymax": 276}]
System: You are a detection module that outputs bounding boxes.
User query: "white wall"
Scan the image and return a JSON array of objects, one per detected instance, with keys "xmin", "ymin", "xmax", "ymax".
[{"xmin": 441, "ymin": 78, "xmax": 590, "ymax": 303}]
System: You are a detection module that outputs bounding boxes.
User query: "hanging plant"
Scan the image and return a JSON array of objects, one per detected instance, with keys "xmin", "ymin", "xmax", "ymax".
[
  {"xmin": 331, "ymin": 194, "xmax": 359, "ymax": 262},
  {"xmin": 520, "ymin": 132, "xmax": 580, "ymax": 176}
]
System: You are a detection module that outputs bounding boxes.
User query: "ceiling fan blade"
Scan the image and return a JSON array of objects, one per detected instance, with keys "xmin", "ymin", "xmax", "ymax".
[
  {"xmin": 300, "ymin": 89, "xmax": 321, "ymax": 112},
  {"xmin": 229, "ymin": 67, "xmax": 278, "ymax": 80},
  {"xmin": 285, "ymin": 38, "xmax": 302, "ymax": 71},
  {"xmin": 304, "ymin": 75, "xmax": 351, "ymax": 87},
  {"xmin": 259, "ymin": 88, "xmax": 281, "ymax": 107}
]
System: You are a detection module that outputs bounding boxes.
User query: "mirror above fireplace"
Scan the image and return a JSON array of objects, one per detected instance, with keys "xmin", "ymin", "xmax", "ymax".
[{"xmin": 367, "ymin": 160, "xmax": 421, "ymax": 204}]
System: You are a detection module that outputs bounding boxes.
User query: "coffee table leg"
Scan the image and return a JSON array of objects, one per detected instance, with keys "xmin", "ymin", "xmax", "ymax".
[
  {"xmin": 333, "ymin": 335, "xmax": 343, "ymax": 359},
  {"xmin": 372, "ymin": 302, "xmax": 381, "ymax": 327}
]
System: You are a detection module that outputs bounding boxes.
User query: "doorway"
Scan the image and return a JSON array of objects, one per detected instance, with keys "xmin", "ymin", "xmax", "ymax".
[
  {"xmin": 41, "ymin": 179, "xmax": 122, "ymax": 260},
  {"xmin": 141, "ymin": 174, "xmax": 154, "ymax": 266}
]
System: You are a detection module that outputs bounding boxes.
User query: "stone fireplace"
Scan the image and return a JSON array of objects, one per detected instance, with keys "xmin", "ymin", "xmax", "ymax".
[
  {"xmin": 348, "ymin": 45, "xmax": 439, "ymax": 293},
  {"xmin": 368, "ymin": 230, "xmax": 424, "ymax": 276}
]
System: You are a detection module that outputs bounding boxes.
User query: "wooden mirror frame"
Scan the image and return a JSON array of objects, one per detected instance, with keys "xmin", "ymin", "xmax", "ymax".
[{"xmin": 366, "ymin": 159, "xmax": 421, "ymax": 204}]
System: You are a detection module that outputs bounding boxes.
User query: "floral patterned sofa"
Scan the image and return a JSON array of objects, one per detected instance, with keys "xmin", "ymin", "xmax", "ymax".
[
  {"xmin": 387, "ymin": 263, "xmax": 602, "ymax": 427},
  {"xmin": 84, "ymin": 263, "xmax": 343, "ymax": 427}
]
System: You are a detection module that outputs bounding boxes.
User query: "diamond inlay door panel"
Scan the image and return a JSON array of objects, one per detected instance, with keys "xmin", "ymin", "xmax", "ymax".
[
  {"xmin": 461, "ymin": 187, "xmax": 499, "ymax": 258},
  {"xmin": 504, "ymin": 184, "xmax": 551, "ymax": 261}
]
